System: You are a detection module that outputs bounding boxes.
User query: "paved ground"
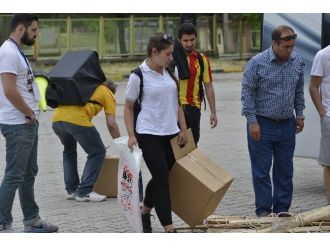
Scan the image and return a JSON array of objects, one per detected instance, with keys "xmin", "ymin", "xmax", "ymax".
[{"xmin": 0, "ymin": 72, "xmax": 327, "ymax": 233}]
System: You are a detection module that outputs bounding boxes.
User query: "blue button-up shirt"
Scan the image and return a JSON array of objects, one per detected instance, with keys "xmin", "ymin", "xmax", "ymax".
[{"xmin": 241, "ymin": 47, "xmax": 305, "ymax": 124}]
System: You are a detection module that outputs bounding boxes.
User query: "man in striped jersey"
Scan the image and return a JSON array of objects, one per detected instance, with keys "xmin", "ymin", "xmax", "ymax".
[{"xmin": 174, "ymin": 22, "xmax": 218, "ymax": 145}]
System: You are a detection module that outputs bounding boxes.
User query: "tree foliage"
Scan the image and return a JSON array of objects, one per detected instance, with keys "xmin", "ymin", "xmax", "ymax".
[{"xmin": 230, "ymin": 13, "xmax": 262, "ymax": 29}]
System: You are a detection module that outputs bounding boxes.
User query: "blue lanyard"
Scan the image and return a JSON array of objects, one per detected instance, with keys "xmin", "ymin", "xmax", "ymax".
[
  {"xmin": 8, "ymin": 38, "xmax": 33, "ymax": 74},
  {"xmin": 8, "ymin": 38, "xmax": 35, "ymax": 93}
]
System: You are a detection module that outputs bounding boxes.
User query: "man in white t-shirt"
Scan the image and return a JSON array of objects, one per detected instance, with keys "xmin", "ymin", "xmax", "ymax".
[
  {"xmin": 310, "ymin": 44, "xmax": 330, "ymax": 205},
  {"xmin": 0, "ymin": 14, "xmax": 58, "ymax": 233}
]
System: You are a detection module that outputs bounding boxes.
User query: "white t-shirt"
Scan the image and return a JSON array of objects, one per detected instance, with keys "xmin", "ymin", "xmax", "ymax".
[
  {"xmin": 125, "ymin": 60, "xmax": 180, "ymax": 136},
  {"xmin": 311, "ymin": 45, "xmax": 330, "ymax": 117},
  {"xmin": 0, "ymin": 40, "xmax": 40, "ymax": 124}
]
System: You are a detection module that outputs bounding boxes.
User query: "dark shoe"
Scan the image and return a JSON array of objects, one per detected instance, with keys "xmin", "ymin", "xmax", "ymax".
[
  {"xmin": 24, "ymin": 220, "xmax": 58, "ymax": 233},
  {"xmin": 257, "ymin": 211, "xmax": 272, "ymax": 217},
  {"xmin": 141, "ymin": 213, "xmax": 153, "ymax": 233},
  {"xmin": 0, "ymin": 223, "xmax": 13, "ymax": 233},
  {"xmin": 166, "ymin": 229, "xmax": 177, "ymax": 233},
  {"xmin": 276, "ymin": 212, "xmax": 293, "ymax": 218}
]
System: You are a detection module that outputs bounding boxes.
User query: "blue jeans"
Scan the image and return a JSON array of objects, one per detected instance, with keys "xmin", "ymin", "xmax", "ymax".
[
  {"xmin": 0, "ymin": 122, "xmax": 40, "ymax": 226},
  {"xmin": 247, "ymin": 116, "xmax": 296, "ymax": 216},
  {"xmin": 52, "ymin": 121, "xmax": 106, "ymax": 197}
]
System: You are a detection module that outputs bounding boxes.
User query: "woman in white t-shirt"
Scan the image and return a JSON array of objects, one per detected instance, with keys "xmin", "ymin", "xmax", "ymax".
[{"xmin": 124, "ymin": 32, "xmax": 188, "ymax": 233}]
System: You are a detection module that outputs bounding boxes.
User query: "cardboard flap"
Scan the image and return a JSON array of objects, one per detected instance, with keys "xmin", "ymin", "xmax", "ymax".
[
  {"xmin": 106, "ymin": 154, "xmax": 120, "ymax": 159},
  {"xmin": 170, "ymin": 128, "xmax": 196, "ymax": 160},
  {"xmin": 188, "ymin": 149, "xmax": 234, "ymax": 185}
]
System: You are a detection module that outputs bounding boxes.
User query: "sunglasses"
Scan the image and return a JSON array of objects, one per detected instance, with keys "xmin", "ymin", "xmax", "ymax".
[
  {"xmin": 163, "ymin": 33, "xmax": 173, "ymax": 41},
  {"xmin": 276, "ymin": 33, "xmax": 297, "ymax": 41}
]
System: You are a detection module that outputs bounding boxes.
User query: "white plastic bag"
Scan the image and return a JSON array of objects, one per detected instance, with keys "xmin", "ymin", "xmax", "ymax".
[{"xmin": 114, "ymin": 136, "xmax": 143, "ymax": 233}]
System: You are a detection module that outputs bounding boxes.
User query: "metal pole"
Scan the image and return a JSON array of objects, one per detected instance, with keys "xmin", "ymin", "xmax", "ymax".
[
  {"xmin": 99, "ymin": 16, "xmax": 104, "ymax": 58},
  {"xmin": 212, "ymin": 14, "xmax": 217, "ymax": 55},
  {"xmin": 67, "ymin": 16, "xmax": 72, "ymax": 51},
  {"xmin": 239, "ymin": 19, "xmax": 243, "ymax": 59},
  {"xmin": 159, "ymin": 15, "xmax": 164, "ymax": 32},
  {"xmin": 223, "ymin": 13, "xmax": 229, "ymax": 54},
  {"xmin": 130, "ymin": 15, "xmax": 134, "ymax": 56}
]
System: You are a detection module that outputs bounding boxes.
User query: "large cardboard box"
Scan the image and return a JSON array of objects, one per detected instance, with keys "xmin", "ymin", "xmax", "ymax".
[
  {"xmin": 169, "ymin": 129, "xmax": 234, "ymax": 227},
  {"xmin": 93, "ymin": 155, "xmax": 119, "ymax": 197}
]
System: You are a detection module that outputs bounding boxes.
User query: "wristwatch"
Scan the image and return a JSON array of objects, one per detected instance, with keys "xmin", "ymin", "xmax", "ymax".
[
  {"xmin": 296, "ymin": 115, "xmax": 305, "ymax": 120},
  {"xmin": 25, "ymin": 112, "xmax": 35, "ymax": 120}
]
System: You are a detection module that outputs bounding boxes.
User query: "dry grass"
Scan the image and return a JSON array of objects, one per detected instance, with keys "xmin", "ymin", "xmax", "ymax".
[
  {"xmin": 33, "ymin": 58, "xmax": 247, "ymax": 82},
  {"xmin": 102, "ymin": 58, "xmax": 246, "ymax": 81}
]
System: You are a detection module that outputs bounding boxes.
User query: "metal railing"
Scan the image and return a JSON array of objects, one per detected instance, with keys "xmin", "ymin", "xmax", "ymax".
[{"xmin": 0, "ymin": 14, "xmax": 260, "ymax": 61}]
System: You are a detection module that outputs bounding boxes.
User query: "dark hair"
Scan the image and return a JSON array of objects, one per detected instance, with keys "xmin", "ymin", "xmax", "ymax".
[
  {"xmin": 272, "ymin": 25, "xmax": 295, "ymax": 41},
  {"xmin": 146, "ymin": 32, "xmax": 173, "ymax": 57},
  {"xmin": 10, "ymin": 14, "xmax": 38, "ymax": 32},
  {"xmin": 166, "ymin": 65, "xmax": 181, "ymax": 106},
  {"xmin": 103, "ymin": 79, "xmax": 117, "ymax": 94},
  {"xmin": 177, "ymin": 22, "xmax": 197, "ymax": 39},
  {"xmin": 180, "ymin": 14, "xmax": 197, "ymax": 26}
]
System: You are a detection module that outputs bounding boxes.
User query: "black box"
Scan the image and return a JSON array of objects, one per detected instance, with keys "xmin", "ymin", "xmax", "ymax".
[{"xmin": 49, "ymin": 50, "xmax": 106, "ymax": 106}]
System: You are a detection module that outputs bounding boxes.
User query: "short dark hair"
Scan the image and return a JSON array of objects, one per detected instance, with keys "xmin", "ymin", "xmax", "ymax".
[
  {"xmin": 177, "ymin": 22, "xmax": 197, "ymax": 39},
  {"xmin": 104, "ymin": 79, "xmax": 117, "ymax": 94},
  {"xmin": 10, "ymin": 14, "xmax": 38, "ymax": 32},
  {"xmin": 272, "ymin": 25, "xmax": 295, "ymax": 41}
]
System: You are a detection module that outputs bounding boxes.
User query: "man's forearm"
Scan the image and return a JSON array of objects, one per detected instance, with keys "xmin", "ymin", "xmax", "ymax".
[
  {"xmin": 109, "ymin": 122, "xmax": 120, "ymax": 139},
  {"xmin": 205, "ymin": 83, "xmax": 216, "ymax": 113},
  {"xmin": 309, "ymin": 76, "xmax": 324, "ymax": 116},
  {"xmin": 5, "ymin": 87, "xmax": 34, "ymax": 116}
]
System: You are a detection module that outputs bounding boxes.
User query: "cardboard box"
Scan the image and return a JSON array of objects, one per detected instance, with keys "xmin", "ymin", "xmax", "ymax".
[
  {"xmin": 169, "ymin": 129, "xmax": 234, "ymax": 227},
  {"xmin": 93, "ymin": 155, "xmax": 119, "ymax": 197}
]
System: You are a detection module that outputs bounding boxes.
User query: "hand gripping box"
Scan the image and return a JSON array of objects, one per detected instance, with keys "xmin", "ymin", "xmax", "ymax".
[
  {"xmin": 93, "ymin": 155, "xmax": 119, "ymax": 197},
  {"xmin": 169, "ymin": 129, "xmax": 234, "ymax": 227}
]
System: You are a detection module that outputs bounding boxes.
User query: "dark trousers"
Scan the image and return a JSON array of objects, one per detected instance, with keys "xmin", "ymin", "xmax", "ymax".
[
  {"xmin": 136, "ymin": 133, "xmax": 177, "ymax": 226},
  {"xmin": 182, "ymin": 105, "xmax": 201, "ymax": 145},
  {"xmin": 247, "ymin": 116, "xmax": 296, "ymax": 216}
]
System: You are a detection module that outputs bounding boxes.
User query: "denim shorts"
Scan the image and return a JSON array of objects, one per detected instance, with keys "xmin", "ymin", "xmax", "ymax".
[{"xmin": 319, "ymin": 116, "xmax": 330, "ymax": 166}]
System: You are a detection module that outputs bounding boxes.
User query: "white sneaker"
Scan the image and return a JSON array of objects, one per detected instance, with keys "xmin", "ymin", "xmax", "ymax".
[
  {"xmin": 65, "ymin": 191, "xmax": 76, "ymax": 200},
  {"xmin": 75, "ymin": 191, "xmax": 107, "ymax": 202}
]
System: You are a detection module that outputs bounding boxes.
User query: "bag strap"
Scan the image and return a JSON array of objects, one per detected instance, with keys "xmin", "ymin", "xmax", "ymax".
[
  {"xmin": 131, "ymin": 66, "xmax": 180, "ymax": 106},
  {"xmin": 131, "ymin": 67, "xmax": 144, "ymax": 104},
  {"xmin": 166, "ymin": 67, "xmax": 181, "ymax": 106},
  {"xmin": 197, "ymin": 52, "xmax": 206, "ymax": 110},
  {"xmin": 87, "ymin": 100, "xmax": 102, "ymax": 106},
  {"xmin": 87, "ymin": 85, "xmax": 103, "ymax": 106},
  {"xmin": 87, "ymin": 84, "xmax": 114, "ymax": 107}
]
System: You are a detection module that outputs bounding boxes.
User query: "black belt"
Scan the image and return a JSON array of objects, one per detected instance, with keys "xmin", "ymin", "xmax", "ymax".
[
  {"xmin": 258, "ymin": 116, "xmax": 289, "ymax": 123},
  {"xmin": 181, "ymin": 104, "xmax": 199, "ymax": 110}
]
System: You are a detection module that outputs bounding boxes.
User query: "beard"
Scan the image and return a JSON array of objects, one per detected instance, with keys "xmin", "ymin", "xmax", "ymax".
[
  {"xmin": 21, "ymin": 31, "xmax": 35, "ymax": 46},
  {"xmin": 183, "ymin": 46, "xmax": 194, "ymax": 54}
]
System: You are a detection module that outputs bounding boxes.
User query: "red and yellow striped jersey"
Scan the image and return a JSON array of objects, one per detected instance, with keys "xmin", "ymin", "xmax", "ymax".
[{"xmin": 179, "ymin": 51, "xmax": 212, "ymax": 108}]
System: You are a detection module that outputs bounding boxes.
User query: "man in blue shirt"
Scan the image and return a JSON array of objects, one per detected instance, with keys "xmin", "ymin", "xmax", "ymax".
[{"xmin": 241, "ymin": 25, "xmax": 305, "ymax": 217}]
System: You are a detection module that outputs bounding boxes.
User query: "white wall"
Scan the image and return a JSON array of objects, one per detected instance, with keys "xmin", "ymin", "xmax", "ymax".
[{"xmin": 263, "ymin": 13, "xmax": 322, "ymax": 158}]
